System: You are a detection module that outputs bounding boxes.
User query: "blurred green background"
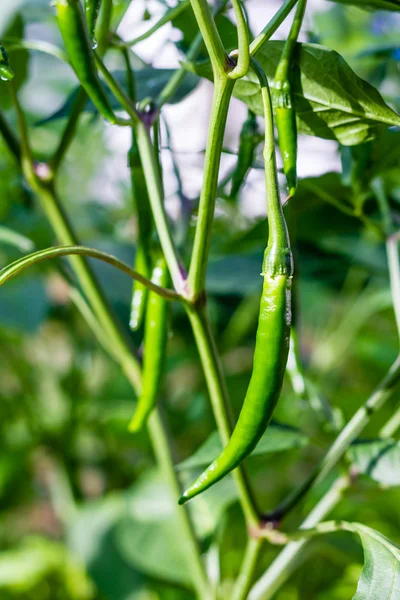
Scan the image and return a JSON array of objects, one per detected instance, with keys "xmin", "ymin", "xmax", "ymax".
[{"xmin": 1, "ymin": 0, "xmax": 400, "ymax": 598}]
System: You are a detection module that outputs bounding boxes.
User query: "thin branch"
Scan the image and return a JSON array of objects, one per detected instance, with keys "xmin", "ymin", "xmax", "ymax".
[
  {"xmin": 0, "ymin": 245, "xmax": 183, "ymax": 302},
  {"xmin": 189, "ymin": 0, "xmax": 228, "ymax": 75},
  {"xmin": 250, "ymin": 0, "xmax": 300, "ymax": 56},
  {"xmin": 116, "ymin": 0, "xmax": 191, "ymax": 47}
]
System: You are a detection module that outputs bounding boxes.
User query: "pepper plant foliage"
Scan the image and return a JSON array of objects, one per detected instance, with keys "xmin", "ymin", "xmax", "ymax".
[{"xmin": 1, "ymin": 0, "xmax": 400, "ymax": 598}]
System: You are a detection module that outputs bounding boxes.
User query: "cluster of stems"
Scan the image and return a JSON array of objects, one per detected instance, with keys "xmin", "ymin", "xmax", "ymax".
[{"xmin": 1, "ymin": 0, "xmax": 400, "ymax": 599}]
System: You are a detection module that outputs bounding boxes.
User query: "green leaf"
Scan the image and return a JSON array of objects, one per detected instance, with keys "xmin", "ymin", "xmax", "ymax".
[
  {"xmin": 351, "ymin": 524, "xmax": 400, "ymax": 599},
  {"xmin": 294, "ymin": 522, "xmax": 400, "ymax": 599},
  {"xmin": 41, "ymin": 68, "xmax": 199, "ymax": 124},
  {"xmin": 115, "ymin": 471, "xmax": 194, "ymax": 587},
  {"xmin": 184, "ymin": 42, "xmax": 400, "ymax": 145},
  {"xmin": 328, "ymin": 0, "xmax": 400, "ymax": 11},
  {"xmin": 177, "ymin": 422, "xmax": 309, "ymax": 471},
  {"xmin": 348, "ymin": 439, "xmax": 400, "ymax": 486}
]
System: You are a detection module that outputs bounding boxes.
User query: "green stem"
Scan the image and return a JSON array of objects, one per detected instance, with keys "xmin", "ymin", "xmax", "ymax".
[
  {"xmin": 250, "ymin": 0, "xmax": 300, "ymax": 56},
  {"xmin": 248, "ymin": 476, "xmax": 350, "ymax": 600},
  {"xmin": 249, "ymin": 57, "xmax": 292, "ymax": 277},
  {"xmin": 231, "ymin": 537, "xmax": 264, "ymax": 600},
  {"xmin": 0, "ymin": 244, "xmax": 182, "ymax": 302},
  {"xmin": 273, "ymin": 0, "xmax": 306, "ymax": 85},
  {"xmin": 94, "ymin": 55, "xmax": 140, "ymax": 125},
  {"xmin": 228, "ymin": 0, "xmax": 250, "ymax": 80},
  {"xmin": 249, "ymin": 384, "xmax": 400, "ymax": 600},
  {"xmin": 148, "ymin": 409, "xmax": 212, "ymax": 599},
  {"xmin": 268, "ymin": 353, "xmax": 400, "ymax": 522},
  {"xmin": 188, "ymin": 77, "xmax": 234, "ymax": 298},
  {"xmin": 186, "ymin": 303, "xmax": 259, "ymax": 528},
  {"xmin": 135, "ymin": 121, "xmax": 187, "ymax": 294},
  {"xmin": 189, "ymin": 0, "xmax": 228, "ymax": 76},
  {"xmin": 50, "ymin": 88, "xmax": 88, "ymax": 176},
  {"xmin": 155, "ymin": 0, "xmax": 229, "ymax": 108},
  {"xmin": 118, "ymin": 0, "xmax": 191, "ymax": 47},
  {"xmin": 96, "ymin": 0, "xmax": 113, "ymax": 55}
]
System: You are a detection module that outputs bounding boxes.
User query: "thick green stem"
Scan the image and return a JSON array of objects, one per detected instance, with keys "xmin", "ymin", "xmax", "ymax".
[
  {"xmin": 188, "ymin": 77, "xmax": 234, "ymax": 298},
  {"xmin": 186, "ymin": 303, "xmax": 259, "ymax": 528},
  {"xmin": 155, "ymin": 0, "xmax": 229, "ymax": 108},
  {"xmin": 232, "ymin": 537, "xmax": 264, "ymax": 600},
  {"xmin": 189, "ymin": 0, "xmax": 228, "ymax": 75}
]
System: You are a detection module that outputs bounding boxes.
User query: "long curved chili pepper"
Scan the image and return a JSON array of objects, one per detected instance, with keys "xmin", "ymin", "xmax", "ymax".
[
  {"xmin": 54, "ymin": 0, "xmax": 116, "ymax": 123},
  {"xmin": 0, "ymin": 46, "xmax": 14, "ymax": 81},
  {"xmin": 129, "ymin": 256, "xmax": 169, "ymax": 432},
  {"xmin": 84, "ymin": 0, "xmax": 102, "ymax": 44},
  {"xmin": 229, "ymin": 110, "xmax": 261, "ymax": 201},
  {"xmin": 273, "ymin": 0, "xmax": 307, "ymax": 198},
  {"xmin": 179, "ymin": 58, "xmax": 293, "ymax": 504}
]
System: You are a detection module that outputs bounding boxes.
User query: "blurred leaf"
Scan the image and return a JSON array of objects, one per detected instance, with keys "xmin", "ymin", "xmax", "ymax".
[
  {"xmin": 328, "ymin": 0, "xmax": 400, "ymax": 10},
  {"xmin": 0, "ymin": 277, "xmax": 48, "ymax": 332},
  {"xmin": 0, "ymin": 14, "xmax": 29, "ymax": 110},
  {"xmin": 348, "ymin": 439, "xmax": 400, "ymax": 486},
  {"xmin": 184, "ymin": 42, "xmax": 400, "ymax": 145},
  {"xmin": 207, "ymin": 252, "xmax": 264, "ymax": 296},
  {"xmin": 116, "ymin": 471, "xmax": 194, "ymax": 587},
  {"xmin": 68, "ymin": 495, "xmax": 143, "ymax": 600},
  {"xmin": 173, "ymin": 6, "xmax": 237, "ymax": 56},
  {"xmin": 0, "ymin": 537, "xmax": 94, "ymax": 599},
  {"xmin": 41, "ymin": 68, "xmax": 199, "ymax": 124},
  {"xmin": 0, "ymin": 226, "xmax": 34, "ymax": 252},
  {"xmin": 177, "ymin": 422, "xmax": 309, "ymax": 471}
]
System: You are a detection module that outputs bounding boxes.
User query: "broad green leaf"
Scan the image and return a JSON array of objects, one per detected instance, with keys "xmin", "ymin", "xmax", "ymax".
[
  {"xmin": 41, "ymin": 68, "xmax": 199, "ymax": 124},
  {"xmin": 0, "ymin": 537, "xmax": 94, "ymax": 599},
  {"xmin": 177, "ymin": 422, "xmax": 309, "ymax": 471},
  {"xmin": 348, "ymin": 439, "xmax": 400, "ymax": 486},
  {"xmin": 288, "ymin": 522, "xmax": 400, "ymax": 599},
  {"xmin": 115, "ymin": 471, "xmax": 194, "ymax": 587},
  {"xmin": 184, "ymin": 42, "xmax": 400, "ymax": 145},
  {"xmin": 328, "ymin": 0, "xmax": 400, "ymax": 10}
]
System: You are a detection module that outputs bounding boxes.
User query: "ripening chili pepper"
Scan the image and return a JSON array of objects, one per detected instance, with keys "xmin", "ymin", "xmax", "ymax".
[
  {"xmin": 129, "ymin": 256, "xmax": 169, "ymax": 432},
  {"xmin": 229, "ymin": 110, "xmax": 261, "ymax": 201},
  {"xmin": 273, "ymin": 0, "xmax": 307, "ymax": 198},
  {"xmin": 54, "ymin": 0, "xmax": 116, "ymax": 123},
  {"xmin": 84, "ymin": 0, "xmax": 102, "ymax": 44},
  {"xmin": 179, "ymin": 58, "xmax": 293, "ymax": 504},
  {"xmin": 0, "ymin": 46, "xmax": 14, "ymax": 81},
  {"xmin": 129, "ymin": 133, "xmax": 153, "ymax": 331}
]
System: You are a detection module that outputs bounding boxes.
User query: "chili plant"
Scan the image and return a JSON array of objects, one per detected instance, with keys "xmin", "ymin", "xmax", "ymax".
[{"xmin": 1, "ymin": 0, "xmax": 400, "ymax": 599}]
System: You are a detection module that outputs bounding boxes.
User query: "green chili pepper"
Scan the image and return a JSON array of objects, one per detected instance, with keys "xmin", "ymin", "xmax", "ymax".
[
  {"xmin": 129, "ymin": 132, "xmax": 154, "ymax": 331},
  {"xmin": 54, "ymin": 0, "xmax": 116, "ymax": 123},
  {"xmin": 273, "ymin": 0, "xmax": 307, "ymax": 198},
  {"xmin": 179, "ymin": 58, "xmax": 293, "ymax": 504},
  {"xmin": 129, "ymin": 256, "xmax": 169, "ymax": 432},
  {"xmin": 0, "ymin": 46, "xmax": 14, "ymax": 81},
  {"xmin": 229, "ymin": 110, "xmax": 260, "ymax": 201},
  {"xmin": 84, "ymin": 0, "xmax": 102, "ymax": 44}
]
